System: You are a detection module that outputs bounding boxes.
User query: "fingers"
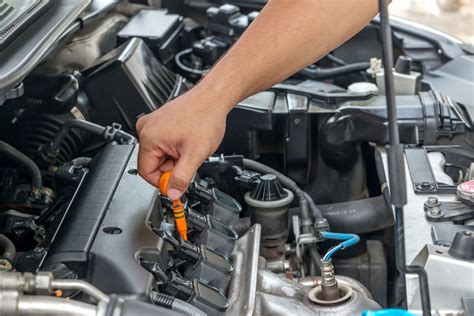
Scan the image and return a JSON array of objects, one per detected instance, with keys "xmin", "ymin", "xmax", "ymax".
[
  {"xmin": 160, "ymin": 159, "xmax": 175, "ymax": 172},
  {"xmin": 137, "ymin": 146, "xmax": 165, "ymax": 187},
  {"xmin": 167, "ymin": 150, "xmax": 204, "ymax": 200}
]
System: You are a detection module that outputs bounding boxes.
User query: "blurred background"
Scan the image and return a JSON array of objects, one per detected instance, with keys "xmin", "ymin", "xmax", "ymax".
[{"xmin": 391, "ymin": 0, "xmax": 474, "ymax": 45}]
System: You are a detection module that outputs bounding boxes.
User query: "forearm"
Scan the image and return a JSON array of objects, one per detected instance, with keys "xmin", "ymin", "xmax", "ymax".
[{"xmin": 195, "ymin": 0, "xmax": 379, "ymax": 112}]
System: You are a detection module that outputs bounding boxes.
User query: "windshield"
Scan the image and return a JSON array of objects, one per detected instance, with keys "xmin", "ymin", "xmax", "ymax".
[{"xmin": 391, "ymin": 0, "xmax": 474, "ymax": 45}]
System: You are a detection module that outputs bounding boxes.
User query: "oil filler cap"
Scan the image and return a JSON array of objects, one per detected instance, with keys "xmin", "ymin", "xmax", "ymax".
[
  {"xmin": 457, "ymin": 180, "xmax": 474, "ymax": 206},
  {"xmin": 250, "ymin": 174, "xmax": 288, "ymax": 201}
]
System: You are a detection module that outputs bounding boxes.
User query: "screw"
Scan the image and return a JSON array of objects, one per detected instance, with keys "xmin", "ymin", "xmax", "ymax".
[
  {"xmin": 418, "ymin": 182, "xmax": 435, "ymax": 192},
  {"xmin": 463, "ymin": 231, "xmax": 472, "ymax": 236}
]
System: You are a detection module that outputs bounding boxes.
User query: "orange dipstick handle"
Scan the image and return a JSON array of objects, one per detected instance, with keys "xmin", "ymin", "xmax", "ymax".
[{"xmin": 159, "ymin": 171, "xmax": 188, "ymax": 240}]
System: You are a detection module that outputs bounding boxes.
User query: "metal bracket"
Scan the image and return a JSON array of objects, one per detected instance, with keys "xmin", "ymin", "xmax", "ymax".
[
  {"xmin": 0, "ymin": 82, "xmax": 24, "ymax": 105},
  {"xmin": 292, "ymin": 215, "xmax": 318, "ymax": 260},
  {"xmin": 424, "ymin": 198, "xmax": 474, "ymax": 223}
]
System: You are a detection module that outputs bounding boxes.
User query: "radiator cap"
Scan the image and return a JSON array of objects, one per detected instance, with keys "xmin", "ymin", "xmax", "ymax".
[{"xmin": 457, "ymin": 180, "xmax": 474, "ymax": 206}]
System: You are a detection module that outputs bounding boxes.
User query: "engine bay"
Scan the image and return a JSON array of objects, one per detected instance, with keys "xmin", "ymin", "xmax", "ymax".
[{"xmin": 0, "ymin": 1, "xmax": 473, "ymax": 315}]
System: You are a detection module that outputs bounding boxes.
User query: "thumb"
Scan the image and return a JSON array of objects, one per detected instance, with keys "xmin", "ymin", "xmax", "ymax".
[{"xmin": 167, "ymin": 151, "xmax": 203, "ymax": 200}]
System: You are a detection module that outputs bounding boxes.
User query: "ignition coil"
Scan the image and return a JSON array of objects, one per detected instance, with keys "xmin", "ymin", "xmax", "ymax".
[
  {"xmin": 158, "ymin": 230, "xmax": 233, "ymax": 294},
  {"xmin": 141, "ymin": 259, "xmax": 228, "ymax": 315},
  {"xmin": 186, "ymin": 181, "xmax": 242, "ymax": 227},
  {"xmin": 187, "ymin": 208, "xmax": 238, "ymax": 259}
]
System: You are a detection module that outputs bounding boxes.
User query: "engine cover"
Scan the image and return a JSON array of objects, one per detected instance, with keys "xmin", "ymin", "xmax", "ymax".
[{"xmin": 42, "ymin": 143, "xmax": 165, "ymax": 297}]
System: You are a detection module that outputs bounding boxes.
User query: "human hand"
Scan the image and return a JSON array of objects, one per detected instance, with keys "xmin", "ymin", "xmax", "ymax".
[{"xmin": 136, "ymin": 88, "xmax": 228, "ymax": 200}]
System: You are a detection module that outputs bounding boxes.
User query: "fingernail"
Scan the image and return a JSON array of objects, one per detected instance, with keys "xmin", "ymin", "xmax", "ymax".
[{"xmin": 168, "ymin": 188, "xmax": 182, "ymax": 200}]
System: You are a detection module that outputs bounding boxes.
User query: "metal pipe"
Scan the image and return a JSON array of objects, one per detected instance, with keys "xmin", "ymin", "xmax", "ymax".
[
  {"xmin": 18, "ymin": 296, "xmax": 97, "ymax": 316},
  {"xmin": 378, "ymin": 0, "xmax": 431, "ymax": 314},
  {"xmin": 50, "ymin": 119, "xmax": 105, "ymax": 152},
  {"xmin": 298, "ymin": 275, "xmax": 373, "ymax": 300},
  {"xmin": 50, "ymin": 279, "xmax": 109, "ymax": 303}
]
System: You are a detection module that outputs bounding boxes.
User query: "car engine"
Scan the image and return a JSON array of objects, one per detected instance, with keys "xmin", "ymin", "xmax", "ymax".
[{"xmin": 0, "ymin": 1, "xmax": 473, "ymax": 315}]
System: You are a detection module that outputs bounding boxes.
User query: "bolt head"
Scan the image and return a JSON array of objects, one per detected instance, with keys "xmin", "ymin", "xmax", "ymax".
[
  {"xmin": 428, "ymin": 206, "xmax": 443, "ymax": 218},
  {"xmin": 427, "ymin": 196, "xmax": 439, "ymax": 205}
]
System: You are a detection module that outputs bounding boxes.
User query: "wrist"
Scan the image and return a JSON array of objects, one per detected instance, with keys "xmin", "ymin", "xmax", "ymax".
[{"xmin": 191, "ymin": 72, "xmax": 245, "ymax": 116}]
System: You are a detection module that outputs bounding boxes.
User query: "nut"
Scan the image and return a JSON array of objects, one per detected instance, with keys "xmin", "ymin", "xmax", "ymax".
[
  {"xmin": 34, "ymin": 273, "xmax": 53, "ymax": 294},
  {"xmin": 426, "ymin": 206, "xmax": 444, "ymax": 219},
  {"xmin": 426, "ymin": 197, "xmax": 439, "ymax": 206},
  {"xmin": 424, "ymin": 196, "xmax": 441, "ymax": 212}
]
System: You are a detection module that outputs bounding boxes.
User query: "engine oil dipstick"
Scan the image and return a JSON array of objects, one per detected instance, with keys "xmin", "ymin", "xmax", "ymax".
[{"xmin": 159, "ymin": 171, "xmax": 188, "ymax": 240}]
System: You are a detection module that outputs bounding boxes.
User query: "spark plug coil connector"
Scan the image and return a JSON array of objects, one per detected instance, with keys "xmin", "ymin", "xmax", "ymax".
[{"xmin": 159, "ymin": 171, "xmax": 188, "ymax": 240}]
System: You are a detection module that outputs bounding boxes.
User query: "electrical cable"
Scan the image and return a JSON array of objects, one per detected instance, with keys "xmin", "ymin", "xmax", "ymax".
[
  {"xmin": 175, "ymin": 48, "xmax": 208, "ymax": 76},
  {"xmin": 325, "ymin": 53, "xmax": 347, "ymax": 65},
  {"xmin": 242, "ymin": 158, "xmax": 324, "ymax": 222},
  {"xmin": 320, "ymin": 231, "xmax": 360, "ymax": 262},
  {"xmin": 152, "ymin": 292, "xmax": 206, "ymax": 316},
  {"xmin": 241, "ymin": 158, "xmax": 325, "ymax": 272},
  {"xmin": 378, "ymin": 1, "xmax": 431, "ymax": 314}
]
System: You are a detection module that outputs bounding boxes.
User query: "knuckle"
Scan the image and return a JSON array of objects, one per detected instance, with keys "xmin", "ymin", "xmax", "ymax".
[
  {"xmin": 172, "ymin": 172, "xmax": 189, "ymax": 189},
  {"xmin": 136, "ymin": 116, "xmax": 146, "ymax": 132}
]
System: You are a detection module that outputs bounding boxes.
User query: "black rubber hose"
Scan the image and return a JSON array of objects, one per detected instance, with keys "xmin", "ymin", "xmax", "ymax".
[
  {"xmin": 0, "ymin": 233, "xmax": 16, "ymax": 263},
  {"xmin": 152, "ymin": 292, "xmax": 206, "ymax": 316},
  {"xmin": 298, "ymin": 62, "xmax": 370, "ymax": 80},
  {"xmin": 317, "ymin": 196, "xmax": 394, "ymax": 234},
  {"xmin": 0, "ymin": 141, "xmax": 43, "ymax": 191},
  {"xmin": 242, "ymin": 158, "xmax": 323, "ymax": 233},
  {"xmin": 50, "ymin": 119, "xmax": 106, "ymax": 152}
]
